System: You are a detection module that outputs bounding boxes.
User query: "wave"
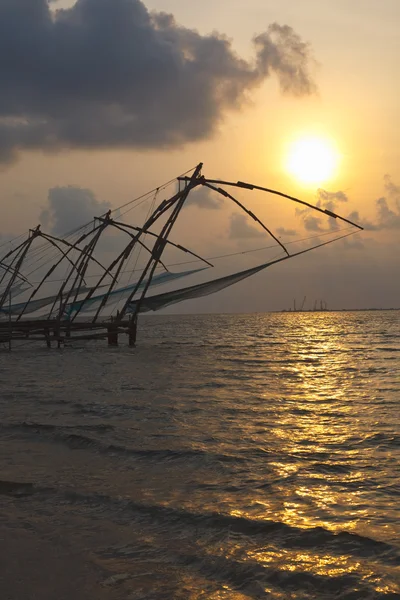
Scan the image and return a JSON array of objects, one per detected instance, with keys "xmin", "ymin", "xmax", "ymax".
[
  {"xmin": 4, "ymin": 476, "xmax": 399, "ymax": 598},
  {"xmin": 376, "ymin": 347, "xmax": 400, "ymax": 352},
  {"xmin": 6, "ymin": 479, "xmax": 399, "ymax": 569},
  {"xmin": 2, "ymin": 421, "xmax": 114, "ymax": 433},
  {"xmin": 176, "ymin": 552, "xmax": 390, "ymax": 599},
  {"xmin": 0, "ymin": 479, "xmax": 36, "ymax": 497},
  {"xmin": 1, "ymin": 421, "xmax": 241, "ymax": 465},
  {"xmin": 310, "ymin": 462, "xmax": 352, "ymax": 475},
  {"xmin": 98, "ymin": 543, "xmax": 400, "ymax": 600},
  {"xmin": 355, "ymin": 432, "xmax": 400, "ymax": 449}
]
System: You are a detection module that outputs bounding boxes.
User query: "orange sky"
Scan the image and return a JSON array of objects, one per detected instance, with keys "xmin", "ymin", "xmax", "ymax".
[{"xmin": 0, "ymin": 0, "xmax": 399, "ymax": 309}]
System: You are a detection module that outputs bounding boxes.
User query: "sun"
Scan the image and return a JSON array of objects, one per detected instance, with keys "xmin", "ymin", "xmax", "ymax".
[{"xmin": 286, "ymin": 136, "xmax": 339, "ymax": 185}]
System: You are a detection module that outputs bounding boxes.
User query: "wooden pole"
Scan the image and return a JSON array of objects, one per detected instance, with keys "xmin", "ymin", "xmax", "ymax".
[
  {"xmin": 44, "ymin": 327, "xmax": 51, "ymax": 349},
  {"xmin": 128, "ymin": 315, "xmax": 137, "ymax": 347},
  {"xmin": 182, "ymin": 176, "xmax": 364, "ymax": 231},
  {"xmin": 118, "ymin": 163, "xmax": 203, "ymax": 323},
  {"xmin": 57, "ymin": 295, "xmax": 62, "ymax": 348},
  {"xmin": 202, "ymin": 181, "xmax": 289, "ymax": 257},
  {"xmin": 0, "ymin": 227, "xmax": 40, "ymax": 312},
  {"xmin": 107, "ymin": 319, "xmax": 119, "ymax": 347},
  {"xmin": 8, "ymin": 292, "xmax": 11, "ymax": 351}
]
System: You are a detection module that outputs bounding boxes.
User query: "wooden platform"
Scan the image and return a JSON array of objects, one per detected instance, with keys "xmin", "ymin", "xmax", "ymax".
[{"xmin": 0, "ymin": 318, "xmax": 136, "ymax": 347}]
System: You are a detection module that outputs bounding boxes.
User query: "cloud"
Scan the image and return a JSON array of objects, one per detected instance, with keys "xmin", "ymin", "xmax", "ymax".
[
  {"xmin": 317, "ymin": 188, "xmax": 348, "ymax": 209},
  {"xmin": 347, "ymin": 210, "xmax": 377, "ymax": 231},
  {"xmin": 276, "ymin": 227, "xmax": 297, "ymax": 237},
  {"xmin": 0, "ymin": 0, "xmax": 316, "ymax": 163},
  {"xmin": 384, "ymin": 174, "xmax": 400, "ymax": 200},
  {"xmin": 40, "ymin": 186, "xmax": 111, "ymax": 235},
  {"xmin": 299, "ymin": 177, "xmax": 400, "ymax": 234},
  {"xmin": 349, "ymin": 175, "xmax": 400, "ymax": 231},
  {"xmin": 302, "ymin": 215, "xmax": 325, "ymax": 232},
  {"xmin": 341, "ymin": 235, "xmax": 365, "ymax": 250},
  {"xmin": 229, "ymin": 213, "xmax": 265, "ymax": 239},
  {"xmin": 185, "ymin": 186, "xmax": 223, "ymax": 210},
  {"xmin": 297, "ymin": 188, "xmax": 349, "ymax": 232},
  {"xmin": 375, "ymin": 198, "xmax": 400, "ymax": 229},
  {"xmin": 253, "ymin": 23, "xmax": 317, "ymax": 97},
  {"xmin": 374, "ymin": 175, "xmax": 400, "ymax": 229}
]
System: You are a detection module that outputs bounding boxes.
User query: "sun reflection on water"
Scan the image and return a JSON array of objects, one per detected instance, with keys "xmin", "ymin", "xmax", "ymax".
[
  {"xmin": 2, "ymin": 311, "xmax": 399, "ymax": 599},
  {"xmin": 219, "ymin": 313, "xmax": 400, "ymax": 596}
]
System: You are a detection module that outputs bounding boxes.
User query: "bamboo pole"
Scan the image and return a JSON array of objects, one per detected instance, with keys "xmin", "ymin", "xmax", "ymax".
[
  {"xmin": 8, "ymin": 291, "xmax": 11, "ymax": 351},
  {"xmin": 73, "ymin": 179, "xmax": 203, "ymax": 324},
  {"xmin": 182, "ymin": 177, "xmax": 365, "ymax": 231},
  {"xmin": 0, "ymin": 227, "xmax": 40, "ymax": 312},
  {"xmin": 118, "ymin": 163, "xmax": 203, "ymax": 323},
  {"xmin": 15, "ymin": 228, "xmax": 102, "ymax": 322},
  {"xmin": 203, "ymin": 182, "xmax": 289, "ymax": 256},
  {"xmin": 110, "ymin": 221, "xmax": 213, "ymax": 267}
]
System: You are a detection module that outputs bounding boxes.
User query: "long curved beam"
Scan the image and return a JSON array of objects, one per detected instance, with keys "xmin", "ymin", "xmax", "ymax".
[
  {"xmin": 38, "ymin": 233, "xmax": 86, "ymax": 280},
  {"xmin": 89, "ymin": 221, "xmax": 171, "ymax": 322},
  {"xmin": 43, "ymin": 231, "xmax": 118, "ymax": 283},
  {"xmin": 0, "ymin": 227, "xmax": 41, "ymax": 309},
  {"xmin": 106, "ymin": 221, "xmax": 169, "ymax": 272},
  {"xmin": 47, "ymin": 225, "xmax": 109, "ymax": 319},
  {"xmin": 118, "ymin": 163, "xmax": 204, "ymax": 321},
  {"xmin": 15, "ymin": 227, "xmax": 110, "ymax": 322},
  {"xmin": 106, "ymin": 220, "xmax": 214, "ymax": 268},
  {"xmin": 70, "ymin": 237, "xmax": 140, "ymax": 323},
  {"xmin": 58, "ymin": 222, "xmax": 111, "ymax": 321},
  {"xmin": 0, "ymin": 261, "xmax": 30, "ymax": 285},
  {"xmin": 202, "ymin": 182, "xmax": 289, "ymax": 256},
  {"xmin": 0, "ymin": 239, "xmax": 31, "ymax": 288},
  {"xmin": 177, "ymin": 176, "xmax": 364, "ymax": 231}
]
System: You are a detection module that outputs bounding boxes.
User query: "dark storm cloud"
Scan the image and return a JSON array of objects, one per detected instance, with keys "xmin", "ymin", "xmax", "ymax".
[
  {"xmin": 229, "ymin": 213, "xmax": 265, "ymax": 239},
  {"xmin": 0, "ymin": 0, "xmax": 316, "ymax": 162},
  {"xmin": 40, "ymin": 186, "xmax": 111, "ymax": 234}
]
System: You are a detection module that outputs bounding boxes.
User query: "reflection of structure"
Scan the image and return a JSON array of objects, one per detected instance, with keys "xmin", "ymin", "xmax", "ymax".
[{"xmin": 0, "ymin": 163, "xmax": 361, "ymax": 348}]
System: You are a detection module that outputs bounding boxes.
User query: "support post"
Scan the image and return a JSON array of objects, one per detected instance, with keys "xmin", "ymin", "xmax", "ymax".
[
  {"xmin": 44, "ymin": 327, "xmax": 51, "ymax": 349},
  {"xmin": 8, "ymin": 292, "xmax": 11, "ymax": 352},
  {"xmin": 128, "ymin": 315, "xmax": 137, "ymax": 347},
  {"xmin": 54, "ymin": 319, "xmax": 62, "ymax": 349},
  {"xmin": 107, "ymin": 320, "xmax": 119, "ymax": 347}
]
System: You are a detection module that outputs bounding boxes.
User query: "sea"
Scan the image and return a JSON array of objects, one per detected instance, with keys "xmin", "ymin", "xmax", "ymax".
[{"xmin": 0, "ymin": 311, "xmax": 399, "ymax": 600}]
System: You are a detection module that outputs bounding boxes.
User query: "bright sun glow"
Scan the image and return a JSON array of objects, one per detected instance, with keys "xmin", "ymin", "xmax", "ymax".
[{"xmin": 286, "ymin": 136, "xmax": 339, "ymax": 185}]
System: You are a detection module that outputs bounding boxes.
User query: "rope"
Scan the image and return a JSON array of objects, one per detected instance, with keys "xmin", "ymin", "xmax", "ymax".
[{"xmin": 28, "ymin": 226, "xmax": 354, "ymax": 284}]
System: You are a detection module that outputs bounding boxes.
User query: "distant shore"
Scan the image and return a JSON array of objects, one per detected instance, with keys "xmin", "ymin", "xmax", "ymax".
[{"xmin": 279, "ymin": 307, "xmax": 400, "ymax": 313}]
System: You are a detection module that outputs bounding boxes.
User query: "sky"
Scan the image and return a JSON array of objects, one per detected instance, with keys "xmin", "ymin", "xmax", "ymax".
[{"xmin": 0, "ymin": 0, "xmax": 399, "ymax": 311}]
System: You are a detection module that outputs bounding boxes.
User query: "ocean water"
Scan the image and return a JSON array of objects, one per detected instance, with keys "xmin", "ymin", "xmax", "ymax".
[{"xmin": 0, "ymin": 311, "xmax": 399, "ymax": 600}]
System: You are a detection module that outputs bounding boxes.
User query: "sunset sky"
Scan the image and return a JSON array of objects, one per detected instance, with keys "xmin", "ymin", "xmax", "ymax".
[{"xmin": 1, "ymin": 0, "xmax": 399, "ymax": 311}]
